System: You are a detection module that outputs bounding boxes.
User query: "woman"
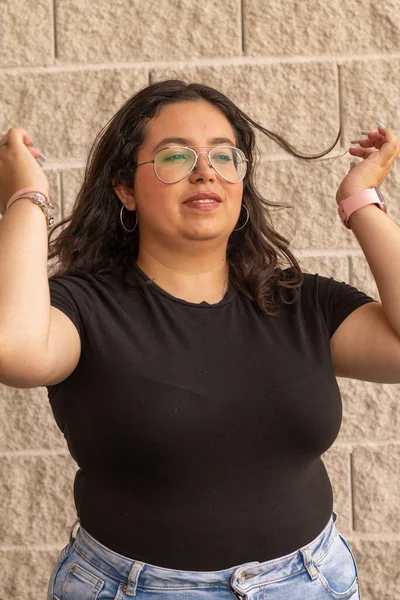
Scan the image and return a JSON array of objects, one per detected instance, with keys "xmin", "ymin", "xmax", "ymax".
[{"xmin": 0, "ymin": 80, "xmax": 399, "ymax": 600}]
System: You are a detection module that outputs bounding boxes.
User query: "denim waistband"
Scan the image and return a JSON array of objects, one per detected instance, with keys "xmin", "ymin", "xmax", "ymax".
[{"xmin": 71, "ymin": 510, "xmax": 338, "ymax": 597}]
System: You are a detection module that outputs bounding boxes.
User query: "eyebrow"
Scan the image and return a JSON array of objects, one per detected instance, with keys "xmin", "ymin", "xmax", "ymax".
[{"xmin": 152, "ymin": 136, "xmax": 236, "ymax": 152}]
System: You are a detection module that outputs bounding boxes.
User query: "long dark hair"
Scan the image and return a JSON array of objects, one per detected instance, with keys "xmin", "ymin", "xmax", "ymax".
[{"xmin": 48, "ymin": 79, "xmax": 340, "ymax": 315}]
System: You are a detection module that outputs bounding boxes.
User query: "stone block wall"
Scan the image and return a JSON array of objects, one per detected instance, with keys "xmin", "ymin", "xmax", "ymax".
[{"xmin": 0, "ymin": 1, "xmax": 399, "ymax": 598}]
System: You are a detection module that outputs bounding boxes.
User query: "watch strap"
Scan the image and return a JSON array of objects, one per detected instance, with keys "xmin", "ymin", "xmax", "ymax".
[{"xmin": 338, "ymin": 187, "xmax": 386, "ymax": 229}]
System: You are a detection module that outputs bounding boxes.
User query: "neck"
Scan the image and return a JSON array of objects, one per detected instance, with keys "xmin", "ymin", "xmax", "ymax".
[{"xmin": 136, "ymin": 245, "xmax": 229, "ymax": 304}]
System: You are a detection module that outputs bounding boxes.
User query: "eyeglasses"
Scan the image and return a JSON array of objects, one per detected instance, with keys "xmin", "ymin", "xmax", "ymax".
[{"xmin": 135, "ymin": 146, "xmax": 248, "ymax": 184}]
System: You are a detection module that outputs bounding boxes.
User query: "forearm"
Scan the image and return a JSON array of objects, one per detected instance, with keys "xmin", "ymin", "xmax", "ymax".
[
  {"xmin": 349, "ymin": 202, "xmax": 400, "ymax": 335},
  {"xmin": 0, "ymin": 199, "xmax": 51, "ymax": 354}
]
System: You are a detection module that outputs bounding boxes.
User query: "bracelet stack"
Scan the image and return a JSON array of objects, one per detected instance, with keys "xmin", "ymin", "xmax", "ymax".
[{"xmin": 5, "ymin": 187, "xmax": 55, "ymax": 229}]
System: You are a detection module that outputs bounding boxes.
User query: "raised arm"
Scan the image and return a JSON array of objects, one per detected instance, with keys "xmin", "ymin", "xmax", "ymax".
[
  {"xmin": 0, "ymin": 128, "xmax": 80, "ymax": 388},
  {"xmin": 330, "ymin": 125, "xmax": 400, "ymax": 382}
]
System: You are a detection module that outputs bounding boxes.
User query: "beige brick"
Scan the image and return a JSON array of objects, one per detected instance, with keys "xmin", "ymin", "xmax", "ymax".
[
  {"xmin": 297, "ymin": 256, "xmax": 349, "ymax": 281},
  {"xmin": 0, "ymin": 0, "xmax": 53, "ymax": 67},
  {"xmin": 350, "ymin": 540, "xmax": 400, "ymax": 600},
  {"xmin": 352, "ymin": 445, "xmax": 400, "ymax": 532},
  {"xmin": 0, "ymin": 384, "xmax": 65, "ymax": 451},
  {"xmin": 340, "ymin": 60, "xmax": 400, "ymax": 189},
  {"xmin": 0, "ymin": 455, "xmax": 77, "ymax": 544},
  {"xmin": 349, "ymin": 256, "xmax": 379, "ymax": 300},
  {"xmin": 56, "ymin": 0, "xmax": 241, "ymax": 63},
  {"xmin": 151, "ymin": 62, "xmax": 339, "ymax": 155},
  {"xmin": 338, "ymin": 379, "xmax": 400, "ymax": 442},
  {"xmin": 0, "ymin": 69, "xmax": 148, "ymax": 161},
  {"xmin": 0, "ymin": 549, "xmax": 60, "ymax": 600},
  {"xmin": 257, "ymin": 156, "xmax": 359, "ymax": 250},
  {"xmin": 61, "ymin": 169, "xmax": 85, "ymax": 218},
  {"xmin": 322, "ymin": 446, "xmax": 352, "ymax": 534},
  {"xmin": 244, "ymin": 0, "xmax": 400, "ymax": 57}
]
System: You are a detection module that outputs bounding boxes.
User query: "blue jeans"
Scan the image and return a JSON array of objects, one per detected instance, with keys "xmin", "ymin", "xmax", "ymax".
[{"xmin": 48, "ymin": 510, "xmax": 360, "ymax": 600}]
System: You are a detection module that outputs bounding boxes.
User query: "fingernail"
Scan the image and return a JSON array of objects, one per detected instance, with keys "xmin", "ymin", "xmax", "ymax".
[
  {"xmin": 351, "ymin": 139, "xmax": 360, "ymax": 144},
  {"xmin": 376, "ymin": 120, "xmax": 386, "ymax": 128},
  {"xmin": 38, "ymin": 152, "xmax": 47, "ymax": 161},
  {"xmin": 360, "ymin": 130, "xmax": 369, "ymax": 135}
]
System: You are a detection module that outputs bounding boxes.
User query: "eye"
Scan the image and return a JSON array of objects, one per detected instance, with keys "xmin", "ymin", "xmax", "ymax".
[
  {"xmin": 162, "ymin": 153, "xmax": 188, "ymax": 162},
  {"xmin": 213, "ymin": 153, "xmax": 233, "ymax": 162}
]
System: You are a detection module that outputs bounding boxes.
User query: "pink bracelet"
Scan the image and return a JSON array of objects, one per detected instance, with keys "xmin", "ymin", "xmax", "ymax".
[{"xmin": 6, "ymin": 187, "xmax": 51, "ymax": 211}]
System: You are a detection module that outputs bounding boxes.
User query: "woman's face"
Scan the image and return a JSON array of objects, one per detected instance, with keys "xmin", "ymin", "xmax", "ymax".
[{"xmin": 120, "ymin": 100, "xmax": 244, "ymax": 248}]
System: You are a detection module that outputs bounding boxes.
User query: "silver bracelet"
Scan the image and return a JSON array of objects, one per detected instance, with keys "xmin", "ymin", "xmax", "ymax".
[{"xmin": 6, "ymin": 193, "xmax": 55, "ymax": 229}]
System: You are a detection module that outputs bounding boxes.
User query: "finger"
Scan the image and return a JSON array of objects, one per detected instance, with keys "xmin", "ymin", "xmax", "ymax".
[
  {"xmin": 6, "ymin": 127, "xmax": 34, "ymax": 149},
  {"xmin": 363, "ymin": 131, "xmax": 385, "ymax": 144},
  {"xmin": 376, "ymin": 136, "xmax": 400, "ymax": 164},
  {"xmin": 349, "ymin": 146, "xmax": 379, "ymax": 159},
  {"xmin": 351, "ymin": 137, "xmax": 379, "ymax": 149}
]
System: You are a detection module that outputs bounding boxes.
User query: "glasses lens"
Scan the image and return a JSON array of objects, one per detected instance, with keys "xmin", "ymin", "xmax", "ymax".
[
  {"xmin": 154, "ymin": 147, "xmax": 196, "ymax": 183},
  {"xmin": 209, "ymin": 147, "xmax": 247, "ymax": 182}
]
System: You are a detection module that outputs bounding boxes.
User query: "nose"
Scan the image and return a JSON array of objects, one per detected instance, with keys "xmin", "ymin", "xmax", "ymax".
[{"xmin": 189, "ymin": 152, "xmax": 215, "ymax": 182}]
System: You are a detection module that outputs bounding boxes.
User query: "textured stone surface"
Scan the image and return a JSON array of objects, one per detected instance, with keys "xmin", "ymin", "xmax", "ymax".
[
  {"xmin": 349, "ymin": 256, "xmax": 379, "ymax": 300},
  {"xmin": 244, "ymin": 0, "xmax": 400, "ymax": 57},
  {"xmin": 151, "ymin": 62, "xmax": 339, "ymax": 155},
  {"xmin": 0, "ymin": 0, "xmax": 53, "ymax": 67},
  {"xmin": 338, "ymin": 379, "xmax": 400, "ymax": 442},
  {"xmin": 352, "ymin": 445, "xmax": 400, "ymax": 532},
  {"xmin": 0, "ymin": 454, "xmax": 77, "ymax": 545},
  {"xmin": 0, "ymin": 384, "xmax": 65, "ymax": 451},
  {"xmin": 350, "ymin": 540, "xmax": 400, "ymax": 600},
  {"xmin": 56, "ymin": 0, "xmax": 241, "ymax": 63},
  {"xmin": 61, "ymin": 169, "xmax": 85, "ymax": 217},
  {"xmin": 340, "ymin": 60, "xmax": 400, "ymax": 165},
  {"xmin": 0, "ymin": 69, "xmax": 147, "ymax": 160},
  {"xmin": 322, "ymin": 446, "xmax": 352, "ymax": 534},
  {"xmin": 0, "ymin": 549, "xmax": 60, "ymax": 600},
  {"xmin": 297, "ymin": 256, "xmax": 349, "ymax": 281},
  {"xmin": 257, "ymin": 156, "xmax": 358, "ymax": 249}
]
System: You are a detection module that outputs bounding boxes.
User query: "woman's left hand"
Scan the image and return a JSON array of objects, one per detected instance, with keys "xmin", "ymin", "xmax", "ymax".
[{"xmin": 336, "ymin": 124, "xmax": 400, "ymax": 204}]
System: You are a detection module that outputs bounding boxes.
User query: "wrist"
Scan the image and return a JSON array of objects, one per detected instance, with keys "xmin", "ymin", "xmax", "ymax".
[{"xmin": 338, "ymin": 187, "xmax": 386, "ymax": 229}]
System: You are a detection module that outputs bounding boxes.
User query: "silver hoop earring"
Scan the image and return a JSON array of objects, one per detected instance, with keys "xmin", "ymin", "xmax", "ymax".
[
  {"xmin": 233, "ymin": 204, "xmax": 249, "ymax": 232},
  {"xmin": 120, "ymin": 205, "xmax": 137, "ymax": 232}
]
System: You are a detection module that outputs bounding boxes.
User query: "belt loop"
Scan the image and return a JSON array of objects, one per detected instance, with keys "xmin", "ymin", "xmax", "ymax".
[
  {"xmin": 123, "ymin": 562, "xmax": 145, "ymax": 596},
  {"xmin": 300, "ymin": 546, "xmax": 319, "ymax": 580},
  {"xmin": 69, "ymin": 518, "xmax": 80, "ymax": 544}
]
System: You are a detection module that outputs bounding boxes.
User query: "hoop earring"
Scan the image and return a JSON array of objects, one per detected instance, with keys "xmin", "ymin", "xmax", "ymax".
[
  {"xmin": 120, "ymin": 205, "xmax": 137, "ymax": 232},
  {"xmin": 233, "ymin": 204, "xmax": 249, "ymax": 231}
]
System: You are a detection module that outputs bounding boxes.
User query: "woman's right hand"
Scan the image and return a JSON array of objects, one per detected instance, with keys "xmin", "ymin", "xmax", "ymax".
[{"xmin": 0, "ymin": 128, "xmax": 50, "ymax": 215}]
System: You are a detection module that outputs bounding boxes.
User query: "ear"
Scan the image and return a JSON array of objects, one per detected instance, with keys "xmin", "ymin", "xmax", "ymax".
[{"xmin": 112, "ymin": 182, "xmax": 136, "ymax": 211}]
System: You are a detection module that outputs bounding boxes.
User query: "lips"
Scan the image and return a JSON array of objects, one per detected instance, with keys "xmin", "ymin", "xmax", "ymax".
[{"xmin": 183, "ymin": 192, "xmax": 222, "ymax": 203}]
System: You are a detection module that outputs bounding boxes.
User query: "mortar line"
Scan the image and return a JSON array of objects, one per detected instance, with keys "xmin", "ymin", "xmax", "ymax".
[
  {"xmin": 0, "ymin": 544, "xmax": 68, "ymax": 551},
  {"xmin": 41, "ymin": 147, "xmax": 350, "ymax": 171},
  {"xmin": 240, "ymin": 0, "xmax": 245, "ymax": 54},
  {"xmin": 349, "ymin": 451, "xmax": 356, "ymax": 532},
  {"xmin": 2, "ymin": 52, "xmax": 400, "ymax": 76},
  {"xmin": 337, "ymin": 63, "xmax": 345, "ymax": 147},
  {"xmin": 52, "ymin": 0, "xmax": 58, "ymax": 61},
  {"xmin": 294, "ymin": 249, "xmax": 364, "ymax": 258},
  {"xmin": 59, "ymin": 169, "xmax": 65, "ymax": 220},
  {"xmin": 0, "ymin": 449, "xmax": 70, "ymax": 457},
  {"xmin": 348, "ymin": 251, "xmax": 353, "ymax": 285}
]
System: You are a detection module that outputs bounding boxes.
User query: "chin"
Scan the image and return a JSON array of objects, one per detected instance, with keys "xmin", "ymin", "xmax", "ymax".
[{"xmin": 182, "ymin": 226, "xmax": 230, "ymax": 242}]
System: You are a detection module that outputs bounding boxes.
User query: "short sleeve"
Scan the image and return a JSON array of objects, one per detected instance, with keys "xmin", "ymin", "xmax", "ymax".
[
  {"xmin": 303, "ymin": 273, "xmax": 377, "ymax": 338},
  {"xmin": 48, "ymin": 270, "xmax": 99, "ymax": 339}
]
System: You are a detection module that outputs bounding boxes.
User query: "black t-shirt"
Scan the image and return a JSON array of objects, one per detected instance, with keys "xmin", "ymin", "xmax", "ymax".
[{"xmin": 47, "ymin": 264, "xmax": 374, "ymax": 570}]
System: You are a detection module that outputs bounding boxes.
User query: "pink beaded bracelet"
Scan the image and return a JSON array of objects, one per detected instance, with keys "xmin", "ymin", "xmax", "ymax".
[{"xmin": 6, "ymin": 187, "xmax": 52, "ymax": 211}]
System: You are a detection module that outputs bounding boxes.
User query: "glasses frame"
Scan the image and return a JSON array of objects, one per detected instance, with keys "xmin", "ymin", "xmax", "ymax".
[{"xmin": 134, "ymin": 146, "xmax": 248, "ymax": 184}]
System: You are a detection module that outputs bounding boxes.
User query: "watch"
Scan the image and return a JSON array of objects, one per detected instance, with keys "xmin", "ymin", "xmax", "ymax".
[{"xmin": 338, "ymin": 187, "xmax": 387, "ymax": 229}]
